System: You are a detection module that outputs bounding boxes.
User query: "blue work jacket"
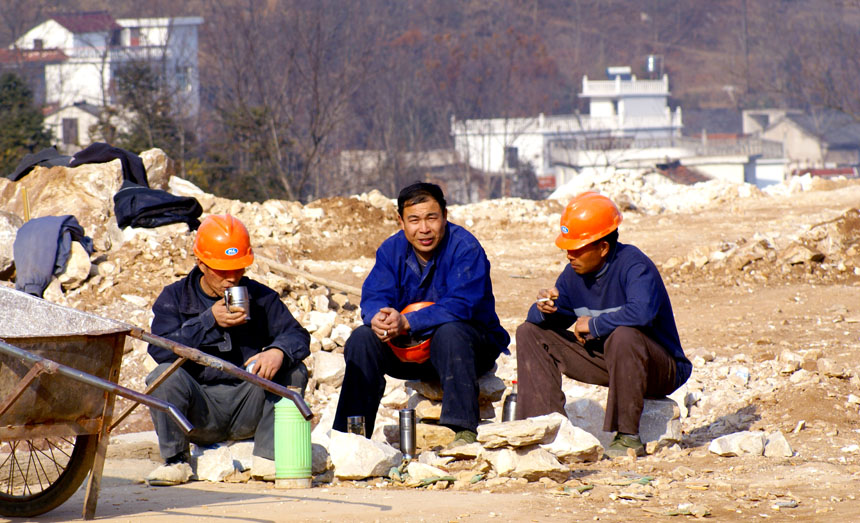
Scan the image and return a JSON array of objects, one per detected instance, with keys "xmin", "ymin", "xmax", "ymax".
[
  {"xmin": 361, "ymin": 222, "xmax": 510, "ymax": 354},
  {"xmin": 526, "ymin": 242, "xmax": 691, "ymax": 388},
  {"xmin": 148, "ymin": 266, "xmax": 310, "ymax": 385}
]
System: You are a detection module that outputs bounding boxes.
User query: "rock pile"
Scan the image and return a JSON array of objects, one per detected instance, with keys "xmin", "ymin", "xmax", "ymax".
[
  {"xmin": 661, "ymin": 207, "xmax": 860, "ymax": 285},
  {"xmin": 549, "ymin": 166, "xmax": 767, "ymax": 215}
]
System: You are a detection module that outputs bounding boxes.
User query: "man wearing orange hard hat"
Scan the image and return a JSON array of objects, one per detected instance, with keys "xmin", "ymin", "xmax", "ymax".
[
  {"xmin": 516, "ymin": 192, "xmax": 691, "ymax": 459},
  {"xmin": 333, "ymin": 182, "xmax": 510, "ymax": 447},
  {"xmin": 145, "ymin": 214, "xmax": 310, "ymax": 485}
]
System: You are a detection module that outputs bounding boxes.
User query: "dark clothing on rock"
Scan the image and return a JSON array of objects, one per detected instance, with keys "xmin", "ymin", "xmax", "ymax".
[
  {"xmin": 12, "ymin": 215, "xmax": 93, "ymax": 297},
  {"xmin": 70, "ymin": 142, "xmax": 149, "ymax": 187},
  {"xmin": 334, "ymin": 323, "xmax": 498, "ymax": 435},
  {"xmin": 515, "ymin": 323, "xmax": 677, "ymax": 434},
  {"xmin": 147, "ymin": 266, "xmax": 310, "ymax": 459},
  {"xmin": 334, "ymin": 222, "xmax": 508, "ymax": 435},
  {"xmin": 6, "ymin": 147, "xmax": 71, "ymax": 180},
  {"xmin": 113, "ymin": 180, "xmax": 202, "ymax": 230},
  {"xmin": 147, "ymin": 361, "xmax": 307, "ymax": 461},
  {"xmin": 516, "ymin": 242, "xmax": 689, "ymax": 434}
]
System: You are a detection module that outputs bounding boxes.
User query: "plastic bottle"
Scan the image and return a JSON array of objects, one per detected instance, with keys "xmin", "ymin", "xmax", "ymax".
[
  {"xmin": 502, "ymin": 380, "xmax": 518, "ymax": 422},
  {"xmin": 274, "ymin": 398, "xmax": 312, "ymax": 488}
]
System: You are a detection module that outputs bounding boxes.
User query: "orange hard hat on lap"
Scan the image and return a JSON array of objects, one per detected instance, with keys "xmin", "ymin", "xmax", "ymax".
[
  {"xmin": 388, "ymin": 301, "xmax": 434, "ymax": 364},
  {"xmin": 193, "ymin": 214, "xmax": 255, "ymax": 270},
  {"xmin": 555, "ymin": 192, "xmax": 623, "ymax": 251}
]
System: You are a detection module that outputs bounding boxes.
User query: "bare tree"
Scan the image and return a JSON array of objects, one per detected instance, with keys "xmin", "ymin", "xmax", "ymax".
[{"xmin": 202, "ymin": 0, "xmax": 373, "ymax": 202}]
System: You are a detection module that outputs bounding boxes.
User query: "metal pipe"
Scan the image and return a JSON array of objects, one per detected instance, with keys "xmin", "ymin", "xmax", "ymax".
[
  {"xmin": 109, "ymin": 356, "xmax": 187, "ymax": 431},
  {"xmin": 128, "ymin": 328, "xmax": 313, "ymax": 420},
  {"xmin": 0, "ymin": 339, "xmax": 193, "ymax": 433}
]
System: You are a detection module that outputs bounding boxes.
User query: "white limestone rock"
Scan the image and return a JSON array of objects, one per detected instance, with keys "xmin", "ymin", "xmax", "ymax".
[
  {"xmin": 477, "ymin": 414, "xmax": 563, "ymax": 448},
  {"xmin": 708, "ymin": 430, "xmax": 766, "ymax": 457},
  {"xmin": 192, "ymin": 444, "xmax": 236, "ymax": 482},
  {"xmin": 406, "ymin": 461, "xmax": 449, "ymax": 481},
  {"xmin": 764, "ymin": 431, "xmax": 794, "ymax": 458},
  {"xmin": 312, "ymin": 351, "xmax": 345, "ymax": 387},
  {"xmin": 329, "ymin": 430, "xmax": 402, "ymax": 480},
  {"xmin": 539, "ymin": 414, "xmax": 603, "ymax": 463}
]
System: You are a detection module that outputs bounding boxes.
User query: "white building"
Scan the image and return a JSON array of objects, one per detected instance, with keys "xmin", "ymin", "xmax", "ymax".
[
  {"xmin": 451, "ymin": 66, "xmax": 683, "ymax": 190},
  {"xmin": 4, "ymin": 11, "xmax": 202, "ymax": 146}
]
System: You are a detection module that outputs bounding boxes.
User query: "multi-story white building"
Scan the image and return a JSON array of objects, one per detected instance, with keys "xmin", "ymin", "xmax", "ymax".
[
  {"xmin": 450, "ymin": 66, "xmax": 684, "ymax": 190},
  {"xmin": 2, "ymin": 11, "xmax": 202, "ymax": 150}
]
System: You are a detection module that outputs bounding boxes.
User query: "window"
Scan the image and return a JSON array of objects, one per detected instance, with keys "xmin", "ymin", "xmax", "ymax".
[
  {"xmin": 176, "ymin": 66, "xmax": 192, "ymax": 92},
  {"xmin": 504, "ymin": 146, "xmax": 519, "ymax": 170},
  {"xmin": 62, "ymin": 118, "xmax": 79, "ymax": 145},
  {"xmin": 33, "ymin": 39, "xmax": 43, "ymax": 50},
  {"xmin": 129, "ymin": 28, "xmax": 140, "ymax": 47}
]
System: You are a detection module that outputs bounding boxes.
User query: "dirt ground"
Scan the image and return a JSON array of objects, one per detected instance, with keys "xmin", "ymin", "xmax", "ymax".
[{"xmin": 9, "ymin": 181, "xmax": 860, "ymax": 522}]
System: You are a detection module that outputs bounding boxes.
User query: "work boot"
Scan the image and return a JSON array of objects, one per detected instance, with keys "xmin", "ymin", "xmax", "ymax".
[
  {"xmin": 604, "ymin": 433, "xmax": 646, "ymax": 459},
  {"xmin": 146, "ymin": 461, "xmax": 193, "ymax": 486},
  {"xmin": 250, "ymin": 455, "xmax": 276, "ymax": 481},
  {"xmin": 445, "ymin": 429, "xmax": 478, "ymax": 450}
]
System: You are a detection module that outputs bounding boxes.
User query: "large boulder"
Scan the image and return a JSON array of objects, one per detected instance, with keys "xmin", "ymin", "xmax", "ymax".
[{"xmin": 329, "ymin": 430, "xmax": 402, "ymax": 480}]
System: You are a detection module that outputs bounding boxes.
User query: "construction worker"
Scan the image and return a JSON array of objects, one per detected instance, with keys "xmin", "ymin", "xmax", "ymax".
[
  {"xmin": 515, "ymin": 192, "xmax": 691, "ymax": 458},
  {"xmin": 333, "ymin": 182, "xmax": 510, "ymax": 447},
  {"xmin": 145, "ymin": 214, "xmax": 310, "ymax": 485}
]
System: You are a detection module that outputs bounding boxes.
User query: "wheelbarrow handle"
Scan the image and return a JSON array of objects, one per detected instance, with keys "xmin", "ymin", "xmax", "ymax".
[
  {"xmin": 0, "ymin": 339, "xmax": 193, "ymax": 433},
  {"xmin": 129, "ymin": 328, "xmax": 314, "ymax": 420}
]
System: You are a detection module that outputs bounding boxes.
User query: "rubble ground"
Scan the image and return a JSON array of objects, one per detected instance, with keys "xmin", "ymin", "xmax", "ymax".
[{"xmin": 1, "ymin": 154, "xmax": 860, "ymax": 521}]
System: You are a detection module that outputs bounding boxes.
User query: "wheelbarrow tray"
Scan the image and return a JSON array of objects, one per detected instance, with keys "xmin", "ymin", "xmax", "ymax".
[{"xmin": 0, "ymin": 286, "xmax": 129, "ymax": 437}]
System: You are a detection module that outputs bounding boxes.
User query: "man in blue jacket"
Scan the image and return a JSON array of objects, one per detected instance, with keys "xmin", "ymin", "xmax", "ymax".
[
  {"xmin": 333, "ymin": 182, "xmax": 509, "ymax": 446},
  {"xmin": 516, "ymin": 192, "xmax": 691, "ymax": 458},
  {"xmin": 146, "ymin": 214, "xmax": 310, "ymax": 485}
]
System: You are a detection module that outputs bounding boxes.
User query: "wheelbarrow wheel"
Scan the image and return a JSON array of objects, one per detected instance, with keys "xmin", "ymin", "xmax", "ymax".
[{"xmin": 0, "ymin": 434, "xmax": 98, "ymax": 517}]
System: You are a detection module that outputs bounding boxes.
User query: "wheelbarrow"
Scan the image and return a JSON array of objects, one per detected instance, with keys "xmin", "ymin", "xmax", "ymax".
[{"xmin": 0, "ymin": 286, "xmax": 312, "ymax": 519}]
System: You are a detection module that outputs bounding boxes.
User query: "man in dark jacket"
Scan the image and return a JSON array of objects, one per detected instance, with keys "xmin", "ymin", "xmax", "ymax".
[
  {"xmin": 333, "ymin": 182, "xmax": 510, "ymax": 447},
  {"xmin": 146, "ymin": 214, "xmax": 310, "ymax": 485},
  {"xmin": 516, "ymin": 192, "xmax": 691, "ymax": 459}
]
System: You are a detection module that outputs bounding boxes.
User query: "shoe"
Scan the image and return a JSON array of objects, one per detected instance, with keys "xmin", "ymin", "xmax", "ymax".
[
  {"xmin": 445, "ymin": 429, "xmax": 478, "ymax": 450},
  {"xmin": 251, "ymin": 455, "xmax": 276, "ymax": 481},
  {"xmin": 604, "ymin": 433, "xmax": 646, "ymax": 459},
  {"xmin": 146, "ymin": 462, "xmax": 193, "ymax": 486}
]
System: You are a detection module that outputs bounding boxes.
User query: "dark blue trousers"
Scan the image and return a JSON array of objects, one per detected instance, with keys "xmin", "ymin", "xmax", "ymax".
[{"xmin": 333, "ymin": 322, "xmax": 499, "ymax": 435}]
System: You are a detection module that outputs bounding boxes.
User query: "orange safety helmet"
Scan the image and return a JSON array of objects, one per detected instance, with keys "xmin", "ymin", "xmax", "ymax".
[
  {"xmin": 555, "ymin": 192, "xmax": 623, "ymax": 251},
  {"xmin": 387, "ymin": 301, "xmax": 434, "ymax": 364},
  {"xmin": 193, "ymin": 214, "xmax": 255, "ymax": 270}
]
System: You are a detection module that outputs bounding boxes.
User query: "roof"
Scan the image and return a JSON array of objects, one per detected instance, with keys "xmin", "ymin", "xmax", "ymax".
[
  {"xmin": 51, "ymin": 11, "xmax": 120, "ymax": 33},
  {"xmin": 682, "ymin": 108, "xmax": 742, "ymax": 136},
  {"xmin": 0, "ymin": 48, "xmax": 68, "ymax": 64},
  {"xmin": 655, "ymin": 159, "xmax": 711, "ymax": 185},
  {"xmin": 783, "ymin": 110, "xmax": 860, "ymax": 148},
  {"xmin": 46, "ymin": 101, "xmax": 102, "ymax": 117}
]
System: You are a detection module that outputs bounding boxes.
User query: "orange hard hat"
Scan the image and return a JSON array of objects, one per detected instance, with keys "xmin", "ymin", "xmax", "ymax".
[
  {"xmin": 193, "ymin": 214, "xmax": 254, "ymax": 270},
  {"xmin": 555, "ymin": 192, "xmax": 623, "ymax": 251},
  {"xmin": 387, "ymin": 301, "xmax": 434, "ymax": 364}
]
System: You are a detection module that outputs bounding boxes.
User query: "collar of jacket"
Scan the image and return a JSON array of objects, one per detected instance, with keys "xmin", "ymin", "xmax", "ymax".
[
  {"xmin": 586, "ymin": 241, "xmax": 619, "ymax": 281},
  {"xmin": 403, "ymin": 222, "xmax": 452, "ymax": 284},
  {"xmin": 177, "ymin": 265, "xmax": 247, "ymax": 316}
]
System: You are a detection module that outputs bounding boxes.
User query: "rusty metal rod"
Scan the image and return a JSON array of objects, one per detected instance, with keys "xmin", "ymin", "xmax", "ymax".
[
  {"xmin": 0, "ymin": 339, "xmax": 193, "ymax": 433},
  {"xmin": 127, "ymin": 328, "xmax": 313, "ymax": 420},
  {"xmin": 109, "ymin": 356, "xmax": 188, "ymax": 431},
  {"xmin": 0, "ymin": 360, "xmax": 54, "ymax": 417}
]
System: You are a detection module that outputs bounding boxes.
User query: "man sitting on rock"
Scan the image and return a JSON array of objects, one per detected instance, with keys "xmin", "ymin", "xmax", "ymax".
[
  {"xmin": 515, "ymin": 192, "xmax": 691, "ymax": 458},
  {"xmin": 333, "ymin": 182, "xmax": 510, "ymax": 447},
  {"xmin": 146, "ymin": 214, "xmax": 310, "ymax": 485}
]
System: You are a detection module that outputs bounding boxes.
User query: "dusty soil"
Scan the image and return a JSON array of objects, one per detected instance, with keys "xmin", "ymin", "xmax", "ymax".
[{"xmin": 10, "ymin": 181, "xmax": 860, "ymax": 522}]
